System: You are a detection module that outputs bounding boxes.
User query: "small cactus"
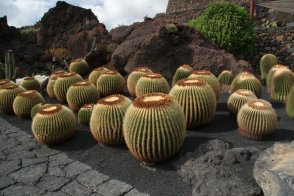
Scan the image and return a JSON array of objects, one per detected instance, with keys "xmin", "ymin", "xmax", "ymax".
[
  {"xmin": 227, "ymin": 89, "xmax": 257, "ymax": 117},
  {"xmin": 170, "ymin": 78, "xmax": 216, "ymax": 129},
  {"xmin": 32, "ymin": 104, "xmax": 76, "ymax": 145},
  {"xmin": 260, "ymin": 53, "xmax": 278, "ymax": 80},
  {"xmin": 286, "ymin": 84, "xmax": 294, "ymax": 118},
  {"xmin": 20, "ymin": 76, "xmax": 41, "ymax": 91},
  {"xmin": 90, "ymin": 95, "xmax": 132, "ymax": 145},
  {"xmin": 0, "ymin": 84, "xmax": 25, "ymax": 114},
  {"xmin": 66, "ymin": 80, "xmax": 99, "ymax": 112},
  {"xmin": 69, "ymin": 58, "xmax": 89, "ymax": 76},
  {"xmin": 78, "ymin": 104, "xmax": 94, "ymax": 125},
  {"xmin": 46, "ymin": 70, "xmax": 67, "ymax": 98},
  {"xmin": 218, "ymin": 70, "xmax": 234, "ymax": 86},
  {"xmin": 172, "ymin": 64, "xmax": 193, "ymax": 87},
  {"xmin": 88, "ymin": 67, "xmax": 109, "ymax": 87},
  {"xmin": 96, "ymin": 70, "xmax": 125, "ymax": 97},
  {"xmin": 123, "ymin": 93, "xmax": 186, "ymax": 163},
  {"xmin": 266, "ymin": 64, "xmax": 288, "ymax": 93},
  {"xmin": 0, "ymin": 79, "xmax": 14, "ymax": 89},
  {"xmin": 237, "ymin": 99, "xmax": 277, "ymax": 140},
  {"xmin": 135, "ymin": 73, "xmax": 169, "ymax": 98},
  {"xmin": 127, "ymin": 67, "xmax": 153, "ymax": 97}
]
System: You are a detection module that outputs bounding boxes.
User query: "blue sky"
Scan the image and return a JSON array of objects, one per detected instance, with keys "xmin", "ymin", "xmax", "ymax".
[{"xmin": 0, "ymin": 0, "xmax": 168, "ymax": 30}]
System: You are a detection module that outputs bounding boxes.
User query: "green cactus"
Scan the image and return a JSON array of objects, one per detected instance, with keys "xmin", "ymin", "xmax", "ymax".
[
  {"xmin": 31, "ymin": 103, "xmax": 51, "ymax": 119},
  {"xmin": 32, "ymin": 104, "xmax": 76, "ymax": 145},
  {"xmin": 286, "ymin": 84, "xmax": 294, "ymax": 118},
  {"xmin": 53, "ymin": 72, "xmax": 83, "ymax": 103},
  {"xmin": 4, "ymin": 50, "xmax": 18, "ymax": 81},
  {"xmin": 69, "ymin": 58, "xmax": 89, "ymax": 76},
  {"xmin": 266, "ymin": 64, "xmax": 288, "ymax": 93},
  {"xmin": 0, "ymin": 84, "xmax": 25, "ymax": 114},
  {"xmin": 20, "ymin": 76, "xmax": 41, "ymax": 91},
  {"xmin": 172, "ymin": 64, "xmax": 193, "ymax": 87},
  {"xmin": 13, "ymin": 90, "xmax": 46, "ymax": 118},
  {"xmin": 227, "ymin": 89, "xmax": 257, "ymax": 117},
  {"xmin": 218, "ymin": 70, "xmax": 234, "ymax": 86},
  {"xmin": 260, "ymin": 53, "xmax": 278, "ymax": 80},
  {"xmin": 0, "ymin": 79, "xmax": 14, "ymax": 89},
  {"xmin": 237, "ymin": 99, "xmax": 277, "ymax": 140},
  {"xmin": 46, "ymin": 70, "xmax": 67, "ymax": 98},
  {"xmin": 78, "ymin": 104, "xmax": 94, "ymax": 125},
  {"xmin": 270, "ymin": 68, "xmax": 294, "ymax": 102},
  {"xmin": 88, "ymin": 67, "xmax": 109, "ymax": 87},
  {"xmin": 188, "ymin": 70, "xmax": 221, "ymax": 100},
  {"xmin": 135, "ymin": 73, "xmax": 169, "ymax": 98},
  {"xmin": 127, "ymin": 67, "xmax": 153, "ymax": 97},
  {"xmin": 123, "ymin": 93, "xmax": 186, "ymax": 163},
  {"xmin": 231, "ymin": 72, "xmax": 262, "ymax": 98},
  {"xmin": 96, "ymin": 70, "xmax": 125, "ymax": 97},
  {"xmin": 170, "ymin": 78, "xmax": 216, "ymax": 129},
  {"xmin": 90, "ymin": 95, "xmax": 132, "ymax": 145},
  {"xmin": 66, "ymin": 80, "xmax": 99, "ymax": 112}
]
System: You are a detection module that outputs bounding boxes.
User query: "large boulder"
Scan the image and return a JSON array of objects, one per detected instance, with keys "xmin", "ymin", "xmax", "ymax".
[{"xmin": 254, "ymin": 141, "xmax": 294, "ymax": 196}]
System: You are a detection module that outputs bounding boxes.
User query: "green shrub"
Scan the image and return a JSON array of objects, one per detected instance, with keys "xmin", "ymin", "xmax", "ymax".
[
  {"xmin": 165, "ymin": 23, "xmax": 178, "ymax": 33},
  {"xmin": 188, "ymin": 2, "xmax": 256, "ymax": 55}
]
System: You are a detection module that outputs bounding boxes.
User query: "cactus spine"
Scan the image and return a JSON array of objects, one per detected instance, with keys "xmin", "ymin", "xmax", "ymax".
[
  {"xmin": 69, "ymin": 58, "xmax": 89, "ymax": 76},
  {"xmin": 20, "ymin": 76, "xmax": 41, "ymax": 91},
  {"xmin": 96, "ymin": 70, "xmax": 125, "ymax": 97},
  {"xmin": 88, "ymin": 67, "xmax": 109, "ymax": 87},
  {"xmin": 260, "ymin": 53, "xmax": 278, "ymax": 80},
  {"xmin": 0, "ymin": 84, "xmax": 25, "ymax": 114},
  {"xmin": 123, "ymin": 93, "xmax": 186, "ymax": 163},
  {"xmin": 172, "ymin": 64, "xmax": 193, "ymax": 87},
  {"xmin": 170, "ymin": 78, "xmax": 216, "ymax": 129},
  {"xmin": 218, "ymin": 70, "xmax": 234, "ymax": 86},
  {"xmin": 78, "ymin": 104, "xmax": 94, "ymax": 125},
  {"xmin": 32, "ymin": 104, "xmax": 76, "ymax": 145},
  {"xmin": 237, "ymin": 99, "xmax": 277, "ymax": 140},
  {"xmin": 127, "ymin": 67, "xmax": 153, "ymax": 97},
  {"xmin": 90, "ymin": 95, "xmax": 132, "ymax": 145},
  {"xmin": 4, "ymin": 50, "xmax": 18, "ymax": 81},
  {"xmin": 286, "ymin": 85, "xmax": 294, "ymax": 118}
]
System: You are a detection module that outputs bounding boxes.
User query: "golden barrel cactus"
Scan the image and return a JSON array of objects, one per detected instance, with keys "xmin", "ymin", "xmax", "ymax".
[
  {"xmin": 20, "ymin": 76, "xmax": 41, "ymax": 91},
  {"xmin": 286, "ymin": 84, "xmax": 294, "ymax": 118},
  {"xmin": 260, "ymin": 53, "xmax": 278, "ymax": 80},
  {"xmin": 0, "ymin": 84, "xmax": 25, "ymax": 114},
  {"xmin": 78, "ymin": 104, "xmax": 94, "ymax": 125},
  {"xmin": 218, "ymin": 70, "xmax": 234, "ymax": 86},
  {"xmin": 0, "ymin": 79, "xmax": 14, "ymax": 89},
  {"xmin": 172, "ymin": 64, "xmax": 193, "ymax": 87},
  {"xmin": 47, "ymin": 70, "xmax": 67, "ymax": 98},
  {"xmin": 266, "ymin": 64, "xmax": 288, "ymax": 93},
  {"xmin": 88, "ymin": 67, "xmax": 109, "ymax": 87},
  {"xmin": 96, "ymin": 70, "xmax": 125, "ymax": 97},
  {"xmin": 31, "ymin": 103, "xmax": 51, "ymax": 119},
  {"xmin": 127, "ymin": 67, "xmax": 153, "ymax": 97},
  {"xmin": 69, "ymin": 58, "xmax": 89, "ymax": 76}
]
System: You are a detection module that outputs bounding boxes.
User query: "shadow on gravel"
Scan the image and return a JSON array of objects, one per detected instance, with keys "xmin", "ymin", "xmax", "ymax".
[
  {"xmin": 267, "ymin": 129, "xmax": 294, "ymax": 141},
  {"xmin": 271, "ymin": 101, "xmax": 285, "ymax": 109}
]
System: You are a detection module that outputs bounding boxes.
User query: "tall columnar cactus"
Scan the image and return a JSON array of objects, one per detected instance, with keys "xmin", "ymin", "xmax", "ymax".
[
  {"xmin": 0, "ymin": 79, "xmax": 14, "ymax": 89},
  {"xmin": 286, "ymin": 84, "xmax": 294, "ymax": 118},
  {"xmin": 270, "ymin": 68, "xmax": 294, "ymax": 102},
  {"xmin": 123, "ymin": 93, "xmax": 186, "ymax": 163},
  {"xmin": 188, "ymin": 70, "xmax": 221, "ymax": 100},
  {"xmin": 127, "ymin": 67, "xmax": 153, "ymax": 97},
  {"xmin": 69, "ymin": 58, "xmax": 89, "ymax": 76},
  {"xmin": 88, "ymin": 67, "xmax": 109, "ymax": 87},
  {"xmin": 47, "ymin": 70, "xmax": 67, "ymax": 98},
  {"xmin": 260, "ymin": 53, "xmax": 278, "ymax": 80},
  {"xmin": 237, "ymin": 99, "xmax": 277, "ymax": 140},
  {"xmin": 78, "ymin": 104, "xmax": 94, "ymax": 125},
  {"xmin": 266, "ymin": 64, "xmax": 288, "ymax": 93},
  {"xmin": 0, "ymin": 84, "xmax": 25, "ymax": 114},
  {"xmin": 4, "ymin": 50, "xmax": 18, "ymax": 81},
  {"xmin": 172, "ymin": 64, "xmax": 193, "ymax": 87},
  {"xmin": 231, "ymin": 72, "xmax": 262, "ymax": 98},
  {"xmin": 20, "ymin": 76, "xmax": 41, "ymax": 91},
  {"xmin": 96, "ymin": 70, "xmax": 125, "ymax": 97},
  {"xmin": 13, "ymin": 90, "xmax": 46, "ymax": 118},
  {"xmin": 90, "ymin": 95, "xmax": 132, "ymax": 145},
  {"xmin": 31, "ymin": 103, "xmax": 51, "ymax": 119},
  {"xmin": 54, "ymin": 72, "xmax": 83, "ymax": 103},
  {"xmin": 227, "ymin": 89, "xmax": 257, "ymax": 117},
  {"xmin": 170, "ymin": 78, "xmax": 216, "ymax": 129},
  {"xmin": 32, "ymin": 104, "xmax": 76, "ymax": 145},
  {"xmin": 218, "ymin": 70, "xmax": 234, "ymax": 86},
  {"xmin": 66, "ymin": 80, "xmax": 99, "ymax": 112},
  {"xmin": 135, "ymin": 73, "xmax": 169, "ymax": 98}
]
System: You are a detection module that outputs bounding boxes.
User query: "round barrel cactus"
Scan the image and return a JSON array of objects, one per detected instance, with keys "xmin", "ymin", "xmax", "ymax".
[
  {"xmin": 170, "ymin": 78, "xmax": 216, "ymax": 129},
  {"xmin": 47, "ymin": 70, "xmax": 67, "ymax": 98},
  {"xmin": 90, "ymin": 95, "xmax": 132, "ymax": 145},
  {"xmin": 69, "ymin": 58, "xmax": 89, "ymax": 76},
  {"xmin": 237, "ymin": 99, "xmax": 277, "ymax": 140},
  {"xmin": 31, "ymin": 103, "xmax": 52, "ymax": 119},
  {"xmin": 88, "ymin": 67, "xmax": 109, "ymax": 86},
  {"xmin": 123, "ymin": 93, "xmax": 186, "ymax": 163},
  {"xmin": 231, "ymin": 72, "xmax": 262, "ymax": 98},
  {"xmin": 20, "ymin": 76, "xmax": 41, "ymax": 91},
  {"xmin": 286, "ymin": 84, "xmax": 294, "ymax": 118},
  {"xmin": 266, "ymin": 64, "xmax": 288, "ymax": 93},
  {"xmin": 66, "ymin": 80, "xmax": 99, "ymax": 112},
  {"xmin": 172, "ymin": 64, "xmax": 193, "ymax": 87},
  {"xmin": 227, "ymin": 89, "xmax": 257, "ymax": 117},
  {"xmin": 32, "ymin": 104, "xmax": 76, "ymax": 145},
  {"xmin": 0, "ymin": 84, "xmax": 25, "ymax": 114},
  {"xmin": 135, "ymin": 73, "xmax": 169, "ymax": 98},
  {"xmin": 127, "ymin": 67, "xmax": 153, "ymax": 97},
  {"xmin": 54, "ymin": 72, "xmax": 83, "ymax": 103},
  {"xmin": 13, "ymin": 90, "xmax": 46, "ymax": 118},
  {"xmin": 0, "ymin": 79, "xmax": 14, "ymax": 89},
  {"xmin": 78, "ymin": 104, "xmax": 94, "ymax": 125},
  {"xmin": 260, "ymin": 53, "xmax": 278, "ymax": 80},
  {"xmin": 188, "ymin": 70, "xmax": 221, "ymax": 100},
  {"xmin": 218, "ymin": 70, "xmax": 234, "ymax": 86},
  {"xmin": 96, "ymin": 70, "xmax": 125, "ymax": 97}
]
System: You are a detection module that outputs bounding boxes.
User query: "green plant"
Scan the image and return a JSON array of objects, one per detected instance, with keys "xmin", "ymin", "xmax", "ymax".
[
  {"xmin": 165, "ymin": 23, "xmax": 178, "ymax": 33},
  {"xmin": 31, "ymin": 103, "xmax": 51, "ymax": 119},
  {"xmin": 20, "ymin": 76, "xmax": 41, "ymax": 91},
  {"xmin": 127, "ymin": 67, "xmax": 153, "ymax": 97},
  {"xmin": 286, "ymin": 84, "xmax": 294, "ymax": 118},
  {"xmin": 13, "ymin": 90, "xmax": 45, "ymax": 118},
  {"xmin": 237, "ymin": 99, "xmax": 277, "ymax": 140},
  {"xmin": 88, "ymin": 67, "xmax": 109, "ymax": 87},
  {"xmin": 96, "ymin": 70, "xmax": 125, "ymax": 97},
  {"xmin": 172, "ymin": 64, "xmax": 193, "ymax": 87},
  {"xmin": 69, "ymin": 58, "xmax": 89, "ymax": 76},
  {"xmin": 78, "ymin": 104, "xmax": 94, "ymax": 125},
  {"xmin": 46, "ymin": 70, "xmax": 67, "ymax": 98},
  {"xmin": 4, "ymin": 50, "xmax": 18, "ymax": 81},
  {"xmin": 170, "ymin": 78, "xmax": 216, "ymax": 129},
  {"xmin": 260, "ymin": 54, "xmax": 278, "ymax": 80},
  {"xmin": 90, "ymin": 37, "xmax": 97, "ymax": 52},
  {"xmin": 135, "ymin": 73, "xmax": 169, "ymax": 98},
  {"xmin": 262, "ymin": 20, "xmax": 278, "ymax": 29},
  {"xmin": 266, "ymin": 64, "xmax": 288, "ymax": 93},
  {"xmin": 0, "ymin": 84, "xmax": 25, "ymax": 114},
  {"xmin": 32, "ymin": 104, "xmax": 76, "ymax": 145},
  {"xmin": 188, "ymin": 2, "xmax": 256, "ymax": 55},
  {"xmin": 66, "ymin": 81, "xmax": 99, "ymax": 112},
  {"xmin": 90, "ymin": 95, "xmax": 132, "ymax": 145},
  {"xmin": 218, "ymin": 70, "xmax": 234, "ymax": 86},
  {"xmin": 123, "ymin": 93, "xmax": 186, "ymax": 163},
  {"xmin": 49, "ymin": 47, "xmax": 72, "ymax": 62}
]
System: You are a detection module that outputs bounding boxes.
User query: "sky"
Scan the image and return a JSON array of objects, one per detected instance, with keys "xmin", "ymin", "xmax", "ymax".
[{"xmin": 0, "ymin": 0, "xmax": 169, "ymax": 30}]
